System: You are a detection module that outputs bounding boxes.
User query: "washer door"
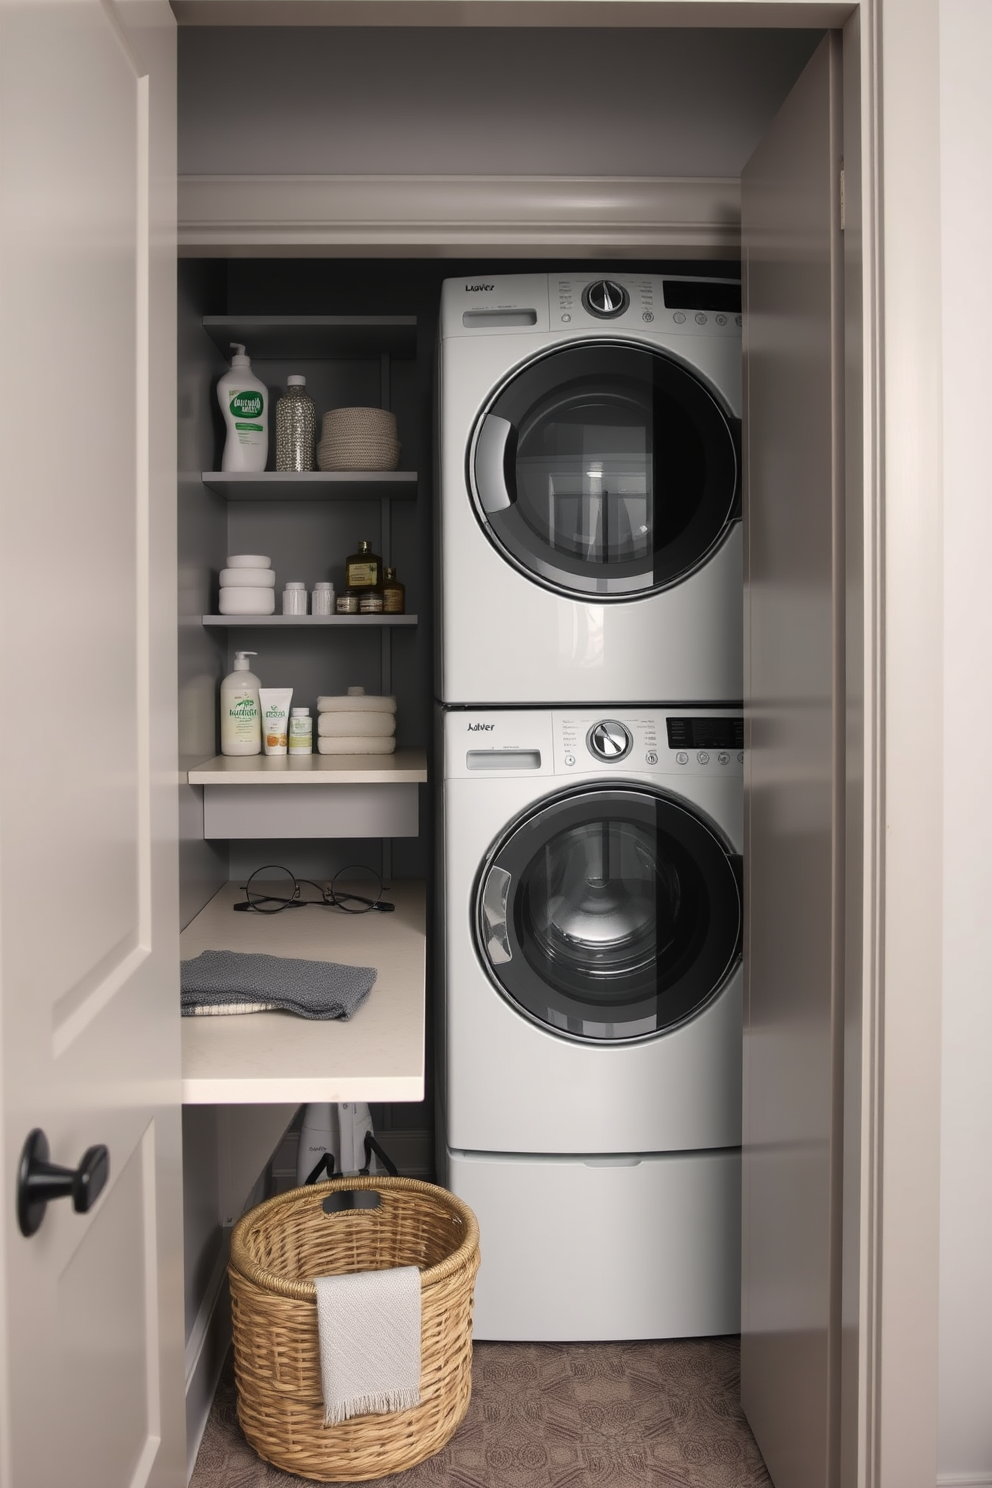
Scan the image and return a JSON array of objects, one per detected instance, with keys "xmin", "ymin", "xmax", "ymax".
[
  {"xmin": 470, "ymin": 340, "xmax": 740, "ymax": 599},
  {"xmin": 476, "ymin": 786, "xmax": 742, "ymax": 1042}
]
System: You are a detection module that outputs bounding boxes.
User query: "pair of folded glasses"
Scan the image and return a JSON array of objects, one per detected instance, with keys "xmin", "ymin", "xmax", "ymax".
[{"xmin": 233, "ymin": 864, "xmax": 395, "ymax": 915}]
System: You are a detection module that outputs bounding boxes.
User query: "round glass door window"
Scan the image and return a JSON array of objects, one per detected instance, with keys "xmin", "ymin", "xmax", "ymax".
[
  {"xmin": 469, "ymin": 340, "xmax": 740, "ymax": 599},
  {"xmin": 475, "ymin": 786, "xmax": 743, "ymax": 1042}
]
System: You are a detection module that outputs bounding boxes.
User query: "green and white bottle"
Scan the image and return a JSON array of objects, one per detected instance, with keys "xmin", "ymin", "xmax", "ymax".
[
  {"xmin": 218, "ymin": 343, "xmax": 268, "ymax": 472},
  {"xmin": 220, "ymin": 650, "xmax": 261, "ymax": 756}
]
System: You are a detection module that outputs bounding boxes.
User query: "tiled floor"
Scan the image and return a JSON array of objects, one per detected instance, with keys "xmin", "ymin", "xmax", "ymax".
[{"xmin": 192, "ymin": 1336, "xmax": 771, "ymax": 1487}]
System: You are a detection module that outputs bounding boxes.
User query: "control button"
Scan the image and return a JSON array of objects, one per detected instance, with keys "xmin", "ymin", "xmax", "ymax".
[
  {"xmin": 561, "ymin": 313, "xmax": 572, "ymax": 323},
  {"xmin": 587, "ymin": 719, "xmax": 633, "ymax": 762},
  {"xmin": 582, "ymin": 280, "xmax": 630, "ymax": 318},
  {"xmin": 676, "ymin": 751, "xmax": 689, "ymax": 765},
  {"xmin": 642, "ymin": 311, "xmax": 655, "ymax": 324},
  {"xmin": 565, "ymin": 754, "xmax": 575, "ymax": 766},
  {"xmin": 718, "ymin": 752, "xmax": 729, "ymax": 766},
  {"xmin": 716, "ymin": 314, "xmax": 727, "ymax": 327},
  {"xmin": 695, "ymin": 312, "xmax": 707, "ymax": 326},
  {"xmin": 738, "ymin": 751, "xmax": 745, "ymax": 763},
  {"xmin": 697, "ymin": 750, "xmax": 710, "ymax": 764},
  {"xmin": 645, "ymin": 750, "xmax": 658, "ymax": 765},
  {"xmin": 735, "ymin": 315, "xmax": 743, "ymax": 327},
  {"xmin": 673, "ymin": 312, "xmax": 686, "ymax": 325}
]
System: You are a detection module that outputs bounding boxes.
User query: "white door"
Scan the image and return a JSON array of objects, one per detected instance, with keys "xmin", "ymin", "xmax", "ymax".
[
  {"xmin": 0, "ymin": 3, "xmax": 183, "ymax": 1485},
  {"xmin": 740, "ymin": 31, "xmax": 849, "ymax": 1488}
]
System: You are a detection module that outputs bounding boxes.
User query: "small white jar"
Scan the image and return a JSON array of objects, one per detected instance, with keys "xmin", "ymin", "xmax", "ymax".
[
  {"xmin": 281, "ymin": 581, "xmax": 308, "ymax": 616},
  {"xmin": 311, "ymin": 581, "xmax": 336, "ymax": 616},
  {"xmin": 288, "ymin": 707, "xmax": 313, "ymax": 754}
]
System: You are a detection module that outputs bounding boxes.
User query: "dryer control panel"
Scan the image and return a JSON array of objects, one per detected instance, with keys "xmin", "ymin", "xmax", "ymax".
[{"xmin": 440, "ymin": 272, "xmax": 742, "ymax": 340}]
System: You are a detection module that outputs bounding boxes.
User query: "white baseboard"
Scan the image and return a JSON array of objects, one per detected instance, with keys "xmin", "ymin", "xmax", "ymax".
[
  {"xmin": 184, "ymin": 1225, "xmax": 233, "ymax": 1486},
  {"xmin": 937, "ymin": 1474, "xmax": 992, "ymax": 1487}
]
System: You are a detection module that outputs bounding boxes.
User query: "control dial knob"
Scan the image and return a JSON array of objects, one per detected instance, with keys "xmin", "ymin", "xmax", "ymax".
[
  {"xmin": 582, "ymin": 280, "xmax": 630, "ymax": 319},
  {"xmin": 588, "ymin": 719, "xmax": 632, "ymax": 761}
]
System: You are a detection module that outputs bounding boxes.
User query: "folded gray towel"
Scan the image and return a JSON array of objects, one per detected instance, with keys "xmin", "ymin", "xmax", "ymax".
[{"xmin": 180, "ymin": 950, "xmax": 376, "ymax": 1020}]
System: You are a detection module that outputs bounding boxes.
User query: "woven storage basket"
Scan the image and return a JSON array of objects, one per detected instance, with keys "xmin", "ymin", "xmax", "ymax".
[
  {"xmin": 228, "ymin": 1175, "xmax": 480, "ymax": 1482},
  {"xmin": 321, "ymin": 406, "xmax": 397, "ymax": 432},
  {"xmin": 317, "ymin": 436, "xmax": 401, "ymax": 472}
]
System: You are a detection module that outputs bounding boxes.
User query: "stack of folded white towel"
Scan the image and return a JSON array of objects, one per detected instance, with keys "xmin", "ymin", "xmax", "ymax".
[
  {"xmin": 218, "ymin": 553, "xmax": 276, "ymax": 615},
  {"xmin": 317, "ymin": 686, "xmax": 396, "ymax": 755}
]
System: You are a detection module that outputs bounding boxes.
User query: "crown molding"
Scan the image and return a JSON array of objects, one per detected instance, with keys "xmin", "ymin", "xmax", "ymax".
[
  {"xmin": 178, "ymin": 174, "xmax": 741, "ymax": 256},
  {"xmin": 171, "ymin": 1, "xmax": 849, "ymax": 28}
]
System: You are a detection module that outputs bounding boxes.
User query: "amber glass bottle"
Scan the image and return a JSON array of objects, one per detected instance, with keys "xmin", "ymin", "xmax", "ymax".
[
  {"xmin": 382, "ymin": 567, "xmax": 406, "ymax": 614},
  {"xmin": 345, "ymin": 539, "xmax": 382, "ymax": 590}
]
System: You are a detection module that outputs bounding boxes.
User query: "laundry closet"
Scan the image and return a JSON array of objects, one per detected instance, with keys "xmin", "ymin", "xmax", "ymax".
[{"xmin": 172, "ymin": 15, "xmax": 840, "ymax": 1478}]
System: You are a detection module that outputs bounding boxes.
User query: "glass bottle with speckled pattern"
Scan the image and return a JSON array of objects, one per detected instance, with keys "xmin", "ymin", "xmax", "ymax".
[{"xmin": 275, "ymin": 375, "xmax": 316, "ymax": 472}]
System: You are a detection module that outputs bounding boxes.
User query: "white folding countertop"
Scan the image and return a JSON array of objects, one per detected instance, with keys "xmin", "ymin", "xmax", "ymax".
[{"xmin": 179, "ymin": 879, "xmax": 425, "ymax": 1105}]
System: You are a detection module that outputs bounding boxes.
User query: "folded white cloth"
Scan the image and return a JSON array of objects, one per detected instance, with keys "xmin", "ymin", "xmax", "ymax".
[
  {"xmin": 219, "ymin": 567, "xmax": 276, "ymax": 588},
  {"xmin": 318, "ymin": 693, "xmax": 397, "ymax": 715},
  {"xmin": 318, "ymin": 711, "xmax": 396, "ymax": 739},
  {"xmin": 219, "ymin": 587, "xmax": 276, "ymax": 615},
  {"xmin": 317, "ymin": 736, "xmax": 396, "ymax": 755},
  {"xmin": 314, "ymin": 1265, "xmax": 422, "ymax": 1426}
]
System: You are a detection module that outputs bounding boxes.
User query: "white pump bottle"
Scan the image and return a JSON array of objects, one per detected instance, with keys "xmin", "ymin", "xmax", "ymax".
[
  {"xmin": 217, "ymin": 343, "xmax": 269, "ymax": 472},
  {"xmin": 220, "ymin": 651, "xmax": 261, "ymax": 756}
]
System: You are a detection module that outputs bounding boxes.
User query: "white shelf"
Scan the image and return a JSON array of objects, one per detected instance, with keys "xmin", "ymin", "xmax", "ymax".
[
  {"xmin": 200, "ymin": 470, "xmax": 418, "ymax": 501},
  {"xmin": 188, "ymin": 749, "xmax": 427, "ymax": 785},
  {"xmin": 202, "ymin": 613, "xmax": 417, "ymax": 627},
  {"xmin": 180, "ymin": 880, "xmax": 425, "ymax": 1105}
]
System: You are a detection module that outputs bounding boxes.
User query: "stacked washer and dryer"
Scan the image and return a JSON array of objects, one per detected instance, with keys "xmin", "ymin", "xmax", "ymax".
[{"xmin": 435, "ymin": 271, "xmax": 745, "ymax": 1341}]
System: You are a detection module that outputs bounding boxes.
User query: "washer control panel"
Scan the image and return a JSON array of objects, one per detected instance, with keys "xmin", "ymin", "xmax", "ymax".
[
  {"xmin": 556, "ymin": 711, "xmax": 743, "ymax": 776},
  {"xmin": 445, "ymin": 709, "xmax": 743, "ymax": 778}
]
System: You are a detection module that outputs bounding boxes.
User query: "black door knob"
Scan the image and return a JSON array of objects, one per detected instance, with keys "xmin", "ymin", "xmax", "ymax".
[{"xmin": 17, "ymin": 1128, "xmax": 110, "ymax": 1237}]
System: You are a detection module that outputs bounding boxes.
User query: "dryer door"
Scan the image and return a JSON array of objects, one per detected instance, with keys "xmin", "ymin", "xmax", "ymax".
[
  {"xmin": 476, "ymin": 785, "xmax": 742, "ymax": 1042},
  {"xmin": 470, "ymin": 340, "xmax": 740, "ymax": 599}
]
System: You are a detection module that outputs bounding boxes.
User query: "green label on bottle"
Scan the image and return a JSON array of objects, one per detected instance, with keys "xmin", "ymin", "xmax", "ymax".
[{"xmin": 230, "ymin": 390, "xmax": 264, "ymax": 418}]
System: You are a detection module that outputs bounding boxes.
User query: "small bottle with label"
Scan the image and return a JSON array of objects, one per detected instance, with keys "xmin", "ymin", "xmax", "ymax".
[
  {"xmin": 359, "ymin": 586, "xmax": 384, "ymax": 614},
  {"xmin": 345, "ymin": 540, "xmax": 382, "ymax": 590},
  {"xmin": 336, "ymin": 588, "xmax": 360, "ymax": 614},
  {"xmin": 288, "ymin": 707, "xmax": 313, "ymax": 755},
  {"xmin": 382, "ymin": 567, "xmax": 405, "ymax": 614}
]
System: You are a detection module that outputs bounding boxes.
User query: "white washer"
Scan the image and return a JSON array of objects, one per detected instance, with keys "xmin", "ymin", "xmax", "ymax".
[
  {"xmin": 437, "ymin": 271, "xmax": 743, "ymax": 706},
  {"xmin": 438, "ymin": 706, "xmax": 743, "ymax": 1340}
]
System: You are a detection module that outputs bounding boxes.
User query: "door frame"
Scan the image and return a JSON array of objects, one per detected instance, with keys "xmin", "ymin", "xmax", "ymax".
[{"xmin": 173, "ymin": 3, "xmax": 944, "ymax": 1485}]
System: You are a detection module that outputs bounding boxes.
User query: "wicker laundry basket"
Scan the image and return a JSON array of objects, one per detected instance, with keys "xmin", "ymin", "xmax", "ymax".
[{"xmin": 228, "ymin": 1175, "xmax": 480, "ymax": 1482}]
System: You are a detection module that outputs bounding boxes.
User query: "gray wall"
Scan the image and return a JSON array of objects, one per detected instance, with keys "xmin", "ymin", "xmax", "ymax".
[{"xmin": 178, "ymin": 26, "xmax": 821, "ymax": 178}]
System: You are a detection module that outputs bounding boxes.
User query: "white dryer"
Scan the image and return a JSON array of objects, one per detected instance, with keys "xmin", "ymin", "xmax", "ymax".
[
  {"xmin": 437, "ymin": 705, "xmax": 743, "ymax": 1340},
  {"xmin": 437, "ymin": 271, "xmax": 743, "ymax": 706}
]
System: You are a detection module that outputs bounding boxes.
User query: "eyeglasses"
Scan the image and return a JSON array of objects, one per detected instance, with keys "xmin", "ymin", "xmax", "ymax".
[{"xmin": 233, "ymin": 864, "xmax": 395, "ymax": 915}]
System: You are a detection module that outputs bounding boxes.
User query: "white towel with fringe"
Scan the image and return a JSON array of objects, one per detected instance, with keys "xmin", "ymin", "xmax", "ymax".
[
  {"xmin": 318, "ymin": 711, "xmax": 396, "ymax": 738},
  {"xmin": 317, "ymin": 736, "xmax": 396, "ymax": 755},
  {"xmin": 314, "ymin": 1265, "xmax": 422, "ymax": 1425},
  {"xmin": 317, "ymin": 692, "xmax": 396, "ymax": 714}
]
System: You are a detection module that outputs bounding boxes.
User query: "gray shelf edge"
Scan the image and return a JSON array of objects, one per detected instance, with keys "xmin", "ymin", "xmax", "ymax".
[
  {"xmin": 200, "ymin": 471, "xmax": 418, "ymax": 500},
  {"xmin": 202, "ymin": 614, "xmax": 417, "ymax": 626}
]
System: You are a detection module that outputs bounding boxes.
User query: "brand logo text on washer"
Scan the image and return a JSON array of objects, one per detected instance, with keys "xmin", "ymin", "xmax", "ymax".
[
  {"xmin": 467, "ymin": 722, "xmax": 495, "ymax": 731},
  {"xmin": 465, "ymin": 284, "xmax": 494, "ymax": 292}
]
